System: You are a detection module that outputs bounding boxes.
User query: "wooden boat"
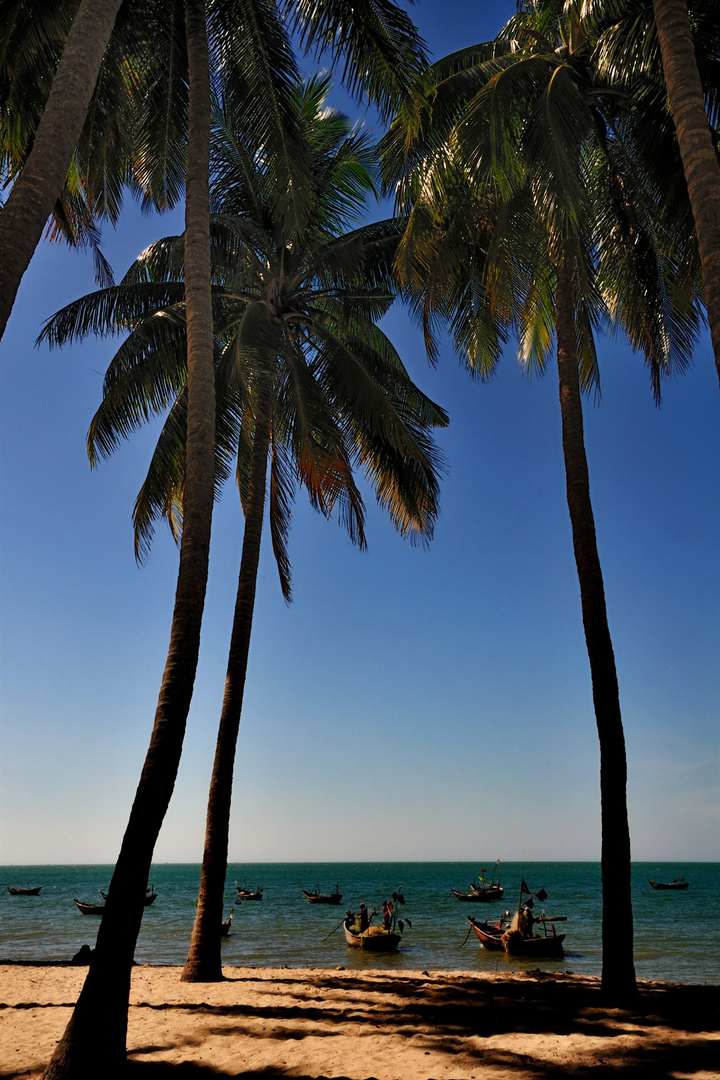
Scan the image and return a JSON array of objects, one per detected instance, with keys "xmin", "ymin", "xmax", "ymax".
[
  {"xmin": 236, "ymin": 883, "xmax": 263, "ymax": 900},
  {"xmin": 648, "ymin": 877, "xmax": 689, "ymax": 890},
  {"xmin": 74, "ymin": 898, "xmax": 105, "ymax": 915},
  {"xmin": 101, "ymin": 889, "xmax": 158, "ymax": 906},
  {"xmin": 468, "ymin": 914, "xmax": 566, "ymax": 958},
  {"xmin": 220, "ymin": 913, "xmax": 233, "ymax": 937},
  {"xmin": 469, "ymin": 862, "xmax": 503, "ymax": 901},
  {"xmin": 452, "ymin": 887, "xmax": 487, "ymax": 901},
  {"xmin": 470, "ymin": 881, "xmax": 503, "ymax": 901},
  {"xmin": 343, "ymin": 917, "xmax": 401, "ymax": 952},
  {"xmin": 451, "ymin": 885, "xmax": 502, "ymax": 902},
  {"xmin": 302, "ymin": 884, "xmax": 343, "ymax": 905},
  {"xmin": 7, "ymin": 886, "xmax": 41, "ymax": 896}
]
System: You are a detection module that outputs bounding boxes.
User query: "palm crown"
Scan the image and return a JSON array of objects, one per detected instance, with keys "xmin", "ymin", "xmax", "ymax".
[
  {"xmin": 40, "ymin": 77, "xmax": 448, "ymax": 597},
  {"xmin": 382, "ymin": 0, "xmax": 702, "ymax": 394}
]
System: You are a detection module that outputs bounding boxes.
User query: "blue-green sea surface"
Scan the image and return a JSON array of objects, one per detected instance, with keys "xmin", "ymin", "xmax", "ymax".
[{"xmin": 2, "ymin": 862, "xmax": 717, "ymax": 984}]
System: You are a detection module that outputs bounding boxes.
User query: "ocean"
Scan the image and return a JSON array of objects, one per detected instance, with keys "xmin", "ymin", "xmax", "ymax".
[{"xmin": 2, "ymin": 862, "xmax": 717, "ymax": 984}]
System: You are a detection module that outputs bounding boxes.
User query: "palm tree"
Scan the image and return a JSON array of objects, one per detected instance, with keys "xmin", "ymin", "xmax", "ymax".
[
  {"xmin": 182, "ymin": 84, "xmax": 446, "ymax": 980},
  {"xmin": 583, "ymin": 0, "xmax": 720, "ymax": 383},
  {"xmin": 40, "ymin": 79, "xmax": 448, "ymax": 984},
  {"xmin": 382, "ymin": 0, "xmax": 702, "ymax": 1001},
  {"xmin": 41, "ymin": 2, "xmax": 217, "ymax": 1075},
  {"xmin": 38, "ymin": 1, "xmax": 301, "ymax": 1073},
  {"xmin": 649, "ymin": 0, "xmax": 720, "ymax": 383},
  {"xmin": 0, "ymin": 0, "xmax": 124, "ymax": 339},
  {"xmin": 36, "ymin": 0, "xmax": 428, "ymax": 1065}
]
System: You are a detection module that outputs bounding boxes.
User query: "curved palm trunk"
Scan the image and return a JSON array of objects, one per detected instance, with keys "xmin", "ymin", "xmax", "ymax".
[
  {"xmin": 652, "ymin": 0, "xmax": 720, "ymax": 386},
  {"xmin": 555, "ymin": 260, "xmax": 636, "ymax": 1002},
  {"xmin": 42, "ymin": 1, "xmax": 216, "ymax": 1074},
  {"xmin": 182, "ymin": 383, "xmax": 273, "ymax": 982},
  {"xmin": 0, "ymin": 0, "xmax": 123, "ymax": 343}
]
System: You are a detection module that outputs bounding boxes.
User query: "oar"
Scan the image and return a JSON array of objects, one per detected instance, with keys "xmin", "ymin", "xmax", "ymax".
[{"xmin": 320, "ymin": 916, "xmax": 348, "ymax": 943}]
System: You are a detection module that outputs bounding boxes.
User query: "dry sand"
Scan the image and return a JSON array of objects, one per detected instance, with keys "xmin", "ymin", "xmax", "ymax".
[{"xmin": 0, "ymin": 963, "xmax": 717, "ymax": 1079}]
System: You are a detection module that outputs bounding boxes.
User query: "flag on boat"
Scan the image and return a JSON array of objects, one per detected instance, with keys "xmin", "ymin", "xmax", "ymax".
[
  {"xmin": 535, "ymin": 888, "xmax": 548, "ymax": 902},
  {"xmin": 521, "ymin": 879, "xmax": 531, "ymax": 894}
]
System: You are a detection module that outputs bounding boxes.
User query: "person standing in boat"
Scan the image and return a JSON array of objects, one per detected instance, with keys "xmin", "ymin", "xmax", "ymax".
[
  {"xmin": 519, "ymin": 905, "xmax": 534, "ymax": 938},
  {"xmin": 359, "ymin": 903, "xmax": 369, "ymax": 932}
]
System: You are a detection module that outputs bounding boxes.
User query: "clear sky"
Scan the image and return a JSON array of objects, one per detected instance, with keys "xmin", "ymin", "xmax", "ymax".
[{"xmin": 0, "ymin": 0, "xmax": 718, "ymax": 868}]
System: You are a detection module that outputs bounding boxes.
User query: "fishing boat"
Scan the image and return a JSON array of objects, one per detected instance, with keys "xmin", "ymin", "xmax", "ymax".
[
  {"xmin": 452, "ymin": 887, "xmax": 489, "ymax": 901},
  {"xmin": 302, "ymin": 884, "xmax": 343, "ymax": 905},
  {"xmin": 648, "ymin": 877, "xmax": 689, "ymax": 890},
  {"xmin": 73, "ymin": 898, "xmax": 105, "ymax": 915},
  {"xmin": 236, "ymin": 883, "xmax": 263, "ymax": 900},
  {"xmin": 471, "ymin": 861, "xmax": 503, "ymax": 901},
  {"xmin": 343, "ymin": 915, "xmax": 401, "ymax": 952},
  {"xmin": 468, "ymin": 913, "xmax": 566, "ymax": 957},
  {"xmin": 220, "ymin": 913, "xmax": 233, "ymax": 937},
  {"xmin": 7, "ymin": 886, "xmax": 41, "ymax": 896},
  {"xmin": 101, "ymin": 889, "xmax": 158, "ymax": 906},
  {"xmin": 453, "ymin": 861, "xmax": 503, "ymax": 902},
  {"xmin": 451, "ymin": 885, "xmax": 502, "ymax": 902},
  {"xmin": 468, "ymin": 878, "xmax": 566, "ymax": 958},
  {"xmin": 471, "ymin": 878, "xmax": 503, "ymax": 901}
]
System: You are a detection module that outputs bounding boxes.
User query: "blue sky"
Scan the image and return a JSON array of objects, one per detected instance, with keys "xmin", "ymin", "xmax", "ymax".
[{"xmin": 0, "ymin": 0, "xmax": 718, "ymax": 867}]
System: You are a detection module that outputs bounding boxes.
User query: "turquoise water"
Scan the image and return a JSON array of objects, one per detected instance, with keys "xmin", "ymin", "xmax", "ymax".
[{"xmin": 2, "ymin": 862, "xmax": 717, "ymax": 984}]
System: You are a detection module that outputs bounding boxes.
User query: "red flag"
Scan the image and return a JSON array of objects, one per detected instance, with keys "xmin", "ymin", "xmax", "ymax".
[
  {"xmin": 535, "ymin": 888, "xmax": 548, "ymax": 902},
  {"xmin": 520, "ymin": 879, "xmax": 531, "ymax": 894},
  {"xmin": 481, "ymin": 868, "xmax": 487, "ymax": 874}
]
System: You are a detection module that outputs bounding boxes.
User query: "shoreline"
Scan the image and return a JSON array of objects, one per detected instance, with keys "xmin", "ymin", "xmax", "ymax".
[{"xmin": 1, "ymin": 964, "xmax": 718, "ymax": 1078}]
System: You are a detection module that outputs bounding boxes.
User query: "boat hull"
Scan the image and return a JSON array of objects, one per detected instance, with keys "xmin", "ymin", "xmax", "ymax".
[
  {"xmin": 470, "ymin": 885, "xmax": 503, "ymax": 901},
  {"xmin": 302, "ymin": 890, "xmax": 342, "ymax": 905},
  {"xmin": 468, "ymin": 918, "xmax": 565, "ymax": 958},
  {"xmin": 7, "ymin": 887, "xmax": 41, "ymax": 896},
  {"xmin": 648, "ymin": 879, "xmax": 689, "ymax": 890},
  {"xmin": 343, "ymin": 924, "xmax": 401, "ymax": 952},
  {"xmin": 74, "ymin": 899, "xmax": 104, "ymax": 915},
  {"xmin": 452, "ymin": 887, "xmax": 502, "ymax": 902}
]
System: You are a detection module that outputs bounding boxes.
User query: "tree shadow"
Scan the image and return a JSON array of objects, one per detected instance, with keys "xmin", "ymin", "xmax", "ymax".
[{"xmin": 117, "ymin": 975, "xmax": 719, "ymax": 1080}]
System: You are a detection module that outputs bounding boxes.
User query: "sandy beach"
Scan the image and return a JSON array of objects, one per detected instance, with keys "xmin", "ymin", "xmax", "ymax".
[{"xmin": 0, "ymin": 964, "xmax": 717, "ymax": 1079}]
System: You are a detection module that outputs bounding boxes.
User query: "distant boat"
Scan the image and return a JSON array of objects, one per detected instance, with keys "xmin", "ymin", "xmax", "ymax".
[
  {"xmin": 470, "ymin": 880, "xmax": 503, "ymax": 901},
  {"xmin": 101, "ymin": 889, "xmax": 157, "ymax": 906},
  {"xmin": 302, "ymin": 884, "xmax": 343, "ymax": 905},
  {"xmin": 453, "ymin": 862, "xmax": 503, "ymax": 902},
  {"xmin": 74, "ymin": 898, "xmax": 105, "ymax": 915},
  {"xmin": 220, "ymin": 912, "xmax": 233, "ymax": 937},
  {"xmin": 236, "ymin": 883, "xmax": 263, "ymax": 900},
  {"xmin": 648, "ymin": 877, "xmax": 689, "ymax": 891},
  {"xmin": 451, "ymin": 886, "xmax": 502, "ymax": 902},
  {"xmin": 7, "ymin": 886, "xmax": 41, "ymax": 896}
]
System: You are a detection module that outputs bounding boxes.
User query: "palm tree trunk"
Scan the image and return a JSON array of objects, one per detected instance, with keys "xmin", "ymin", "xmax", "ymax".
[
  {"xmin": 555, "ymin": 259, "xmax": 636, "ymax": 1003},
  {"xmin": 41, "ymin": 1, "xmax": 216, "ymax": 1074},
  {"xmin": 0, "ymin": 0, "xmax": 123, "ymax": 343},
  {"xmin": 652, "ymin": 0, "xmax": 720, "ymax": 386},
  {"xmin": 182, "ymin": 381, "xmax": 273, "ymax": 982}
]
